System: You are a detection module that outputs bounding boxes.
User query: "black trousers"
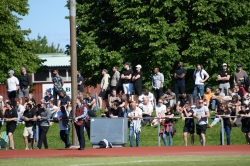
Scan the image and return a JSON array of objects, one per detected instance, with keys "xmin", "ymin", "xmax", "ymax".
[
  {"xmin": 53, "ymin": 90, "xmax": 61, "ymax": 106},
  {"xmin": 37, "ymin": 126, "xmax": 49, "ymax": 149},
  {"xmin": 60, "ymin": 129, "xmax": 71, "ymax": 148},
  {"xmin": 74, "ymin": 123, "xmax": 85, "ymax": 149},
  {"xmin": 142, "ymin": 114, "xmax": 152, "ymax": 125},
  {"xmin": 153, "ymin": 88, "xmax": 163, "ymax": 102},
  {"xmin": 85, "ymin": 121, "xmax": 91, "ymax": 140}
]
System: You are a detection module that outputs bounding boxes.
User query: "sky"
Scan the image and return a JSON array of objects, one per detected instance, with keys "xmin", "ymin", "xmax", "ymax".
[{"xmin": 19, "ymin": 0, "xmax": 70, "ymax": 51}]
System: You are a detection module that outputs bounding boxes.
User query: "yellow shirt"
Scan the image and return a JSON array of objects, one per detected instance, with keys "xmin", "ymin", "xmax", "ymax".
[{"xmin": 204, "ymin": 92, "xmax": 214, "ymax": 102}]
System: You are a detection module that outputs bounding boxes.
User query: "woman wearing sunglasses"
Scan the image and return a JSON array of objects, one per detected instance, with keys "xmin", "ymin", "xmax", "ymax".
[{"xmin": 151, "ymin": 99, "xmax": 166, "ymax": 126}]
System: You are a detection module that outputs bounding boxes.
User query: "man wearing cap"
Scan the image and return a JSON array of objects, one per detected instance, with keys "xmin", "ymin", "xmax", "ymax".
[
  {"xmin": 121, "ymin": 62, "xmax": 134, "ymax": 100},
  {"xmin": 98, "ymin": 69, "xmax": 110, "ymax": 108},
  {"xmin": 174, "ymin": 61, "xmax": 187, "ymax": 97},
  {"xmin": 7, "ymin": 70, "xmax": 19, "ymax": 106},
  {"xmin": 132, "ymin": 64, "xmax": 143, "ymax": 97},
  {"xmin": 234, "ymin": 63, "xmax": 248, "ymax": 86},
  {"xmin": 218, "ymin": 63, "xmax": 231, "ymax": 95}
]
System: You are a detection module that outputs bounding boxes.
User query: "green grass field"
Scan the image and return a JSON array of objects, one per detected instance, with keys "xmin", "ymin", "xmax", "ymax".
[
  {"xmin": 0, "ymin": 156, "xmax": 249, "ymax": 166},
  {"xmin": 0, "ymin": 111, "xmax": 247, "ymax": 150}
]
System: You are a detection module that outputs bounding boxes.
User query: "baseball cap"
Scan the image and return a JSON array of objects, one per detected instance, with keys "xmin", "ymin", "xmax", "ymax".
[
  {"xmin": 8, "ymin": 70, "xmax": 14, "ymax": 74},
  {"xmin": 135, "ymin": 64, "xmax": 142, "ymax": 69},
  {"xmin": 124, "ymin": 62, "xmax": 130, "ymax": 66},
  {"xmin": 222, "ymin": 63, "xmax": 227, "ymax": 66},
  {"xmin": 46, "ymin": 89, "xmax": 51, "ymax": 93},
  {"xmin": 237, "ymin": 63, "xmax": 242, "ymax": 67}
]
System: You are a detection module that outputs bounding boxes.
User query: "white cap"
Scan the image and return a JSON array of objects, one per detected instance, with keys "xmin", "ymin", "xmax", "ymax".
[
  {"xmin": 222, "ymin": 63, "xmax": 227, "ymax": 66},
  {"xmin": 135, "ymin": 64, "xmax": 142, "ymax": 69}
]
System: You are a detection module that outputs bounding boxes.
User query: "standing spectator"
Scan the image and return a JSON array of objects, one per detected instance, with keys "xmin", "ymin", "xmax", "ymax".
[
  {"xmin": 85, "ymin": 92, "xmax": 97, "ymax": 112},
  {"xmin": 4, "ymin": 101, "xmax": 18, "ymax": 150},
  {"xmin": 54, "ymin": 106, "xmax": 71, "ymax": 148},
  {"xmin": 15, "ymin": 101, "xmax": 25, "ymax": 124},
  {"xmin": 204, "ymin": 86, "xmax": 214, "ymax": 108},
  {"xmin": 174, "ymin": 61, "xmax": 187, "ymax": 96},
  {"xmin": 193, "ymin": 99, "xmax": 210, "ymax": 146},
  {"xmin": 211, "ymin": 88, "xmax": 225, "ymax": 112},
  {"xmin": 22, "ymin": 103, "xmax": 36, "ymax": 150},
  {"xmin": 74, "ymin": 97, "xmax": 87, "ymax": 150},
  {"xmin": 239, "ymin": 104, "xmax": 250, "ymax": 145},
  {"xmin": 228, "ymin": 95, "xmax": 241, "ymax": 125},
  {"xmin": 127, "ymin": 100, "xmax": 142, "ymax": 147},
  {"xmin": 181, "ymin": 102, "xmax": 195, "ymax": 146},
  {"xmin": 139, "ymin": 97, "xmax": 153, "ymax": 126},
  {"xmin": 234, "ymin": 63, "xmax": 248, "ymax": 85},
  {"xmin": 151, "ymin": 99, "xmax": 166, "ymax": 126},
  {"xmin": 44, "ymin": 89, "xmax": 53, "ymax": 107},
  {"xmin": 52, "ymin": 69, "xmax": 64, "ymax": 106},
  {"xmin": 121, "ymin": 62, "xmax": 133, "ymax": 101},
  {"xmin": 7, "ymin": 70, "xmax": 19, "ymax": 106},
  {"xmin": 37, "ymin": 103, "xmax": 51, "ymax": 149},
  {"xmin": 138, "ymin": 88, "xmax": 154, "ymax": 107},
  {"xmin": 98, "ymin": 69, "xmax": 110, "ymax": 108},
  {"xmin": 161, "ymin": 87, "xmax": 176, "ymax": 108},
  {"xmin": 132, "ymin": 64, "xmax": 143, "ymax": 97},
  {"xmin": 152, "ymin": 68, "xmax": 164, "ymax": 103},
  {"xmin": 58, "ymin": 91, "xmax": 71, "ymax": 107},
  {"xmin": 176, "ymin": 92, "xmax": 191, "ymax": 113},
  {"xmin": 217, "ymin": 104, "xmax": 231, "ymax": 145},
  {"xmin": 218, "ymin": 63, "xmax": 231, "ymax": 95},
  {"xmin": 193, "ymin": 64, "xmax": 210, "ymax": 105},
  {"xmin": 77, "ymin": 70, "xmax": 84, "ymax": 92},
  {"xmin": 19, "ymin": 67, "xmax": 30, "ymax": 104},
  {"xmin": 111, "ymin": 65, "xmax": 120, "ymax": 92}
]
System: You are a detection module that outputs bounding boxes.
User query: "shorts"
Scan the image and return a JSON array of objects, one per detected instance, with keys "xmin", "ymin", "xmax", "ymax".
[
  {"xmin": 196, "ymin": 124, "xmax": 207, "ymax": 135},
  {"xmin": 134, "ymin": 85, "xmax": 142, "ymax": 96},
  {"xmin": 183, "ymin": 125, "xmax": 195, "ymax": 134},
  {"xmin": 6, "ymin": 124, "xmax": 16, "ymax": 134},
  {"xmin": 23, "ymin": 126, "xmax": 34, "ymax": 138},
  {"xmin": 7, "ymin": 90, "xmax": 17, "ymax": 99},
  {"xmin": 123, "ymin": 83, "xmax": 133, "ymax": 95},
  {"xmin": 19, "ymin": 88, "xmax": 29, "ymax": 97},
  {"xmin": 99, "ymin": 90, "xmax": 108, "ymax": 99}
]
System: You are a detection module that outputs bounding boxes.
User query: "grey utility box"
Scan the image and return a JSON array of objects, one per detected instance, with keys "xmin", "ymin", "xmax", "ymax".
[{"xmin": 90, "ymin": 118, "xmax": 128, "ymax": 148}]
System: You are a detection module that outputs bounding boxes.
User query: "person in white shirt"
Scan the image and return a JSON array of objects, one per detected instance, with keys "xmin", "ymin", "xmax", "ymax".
[
  {"xmin": 151, "ymin": 99, "xmax": 166, "ymax": 126},
  {"xmin": 139, "ymin": 97, "xmax": 153, "ymax": 126},
  {"xmin": 15, "ymin": 101, "xmax": 25, "ymax": 124},
  {"xmin": 48, "ymin": 100, "xmax": 58, "ymax": 120},
  {"xmin": 138, "ymin": 89, "xmax": 154, "ymax": 107},
  {"xmin": 127, "ymin": 100, "xmax": 142, "ymax": 147},
  {"xmin": 193, "ymin": 64, "xmax": 209, "ymax": 104},
  {"xmin": 54, "ymin": 106, "xmax": 71, "ymax": 148},
  {"xmin": 7, "ymin": 70, "xmax": 19, "ymax": 106}
]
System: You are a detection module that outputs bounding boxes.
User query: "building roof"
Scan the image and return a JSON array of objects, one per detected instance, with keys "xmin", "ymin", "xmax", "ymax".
[{"xmin": 37, "ymin": 53, "xmax": 70, "ymax": 67}]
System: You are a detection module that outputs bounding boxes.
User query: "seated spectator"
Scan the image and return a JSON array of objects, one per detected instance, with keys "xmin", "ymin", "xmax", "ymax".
[
  {"xmin": 77, "ymin": 91, "xmax": 84, "ymax": 101},
  {"xmin": 44, "ymin": 89, "xmax": 53, "ymax": 106},
  {"xmin": 160, "ymin": 106, "xmax": 174, "ymax": 146},
  {"xmin": 151, "ymin": 99, "xmax": 166, "ymax": 127},
  {"xmin": 243, "ymin": 86, "xmax": 250, "ymax": 105},
  {"xmin": 109, "ymin": 89, "xmax": 125, "ymax": 109},
  {"xmin": 28, "ymin": 93, "xmax": 36, "ymax": 106},
  {"xmin": 211, "ymin": 88, "xmax": 225, "ymax": 112},
  {"xmin": 234, "ymin": 83, "xmax": 246, "ymax": 102},
  {"xmin": 138, "ymin": 97, "xmax": 153, "ymax": 126},
  {"xmin": 58, "ymin": 91, "xmax": 70, "ymax": 107},
  {"xmin": 138, "ymin": 88, "xmax": 155, "ymax": 107},
  {"xmin": 176, "ymin": 92, "xmax": 191, "ymax": 113},
  {"xmin": 15, "ymin": 100, "xmax": 25, "ymax": 124},
  {"xmin": 84, "ymin": 92, "xmax": 97, "ymax": 112},
  {"xmin": 204, "ymin": 86, "xmax": 214, "ymax": 108},
  {"xmin": 228, "ymin": 95, "xmax": 241, "ymax": 125},
  {"xmin": 109, "ymin": 101, "xmax": 123, "ymax": 118},
  {"xmin": 48, "ymin": 100, "xmax": 58, "ymax": 120},
  {"xmin": 223, "ymin": 88, "xmax": 234, "ymax": 102},
  {"xmin": 161, "ymin": 87, "xmax": 176, "ymax": 107}
]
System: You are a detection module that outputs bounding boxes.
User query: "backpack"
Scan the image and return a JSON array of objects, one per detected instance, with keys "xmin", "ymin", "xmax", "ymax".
[
  {"xmin": 98, "ymin": 139, "xmax": 113, "ymax": 148},
  {"xmin": 194, "ymin": 69, "xmax": 207, "ymax": 80}
]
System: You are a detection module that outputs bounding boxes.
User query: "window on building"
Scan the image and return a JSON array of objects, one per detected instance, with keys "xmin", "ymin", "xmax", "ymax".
[{"xmin": 34, "ymin": 70, "xmax": 50, "ymax": 82}]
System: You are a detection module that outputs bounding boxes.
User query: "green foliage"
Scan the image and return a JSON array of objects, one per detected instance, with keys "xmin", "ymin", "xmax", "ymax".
[
  {"xmin": 0, "ymin": 0, "xmax": 42, "ymax": 82},
  {"xmin": 74, "ymin": 0, "xmax": 250, "ymax": 91},
  {"xmin": 28, "ymin": 34, "xmax": 64, "ymax": 54}
]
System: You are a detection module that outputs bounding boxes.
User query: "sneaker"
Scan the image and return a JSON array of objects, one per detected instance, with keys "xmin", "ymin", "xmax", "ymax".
[{"xmin": 25, "ymin": 148, "xmax": 29, "ymax": 150}]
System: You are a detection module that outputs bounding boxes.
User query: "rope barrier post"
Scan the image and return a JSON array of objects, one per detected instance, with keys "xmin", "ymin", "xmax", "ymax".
[
  {"xmin": 221, "ymin": 118, "xmax": 224, "ymax": 146},
  {"xmin": 158, "ymin": 118, "xmax": 161, "ymax": 146}
]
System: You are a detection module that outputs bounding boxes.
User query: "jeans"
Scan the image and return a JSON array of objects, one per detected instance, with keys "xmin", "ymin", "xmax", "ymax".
[
  {"xmin": 37, "ymin": 126, "xmax": 50, "ymax": 149},
  {"xmin": 162, "ymin": 126, "xmax": 173, "ymax": 146},
  {"xmin": 60, "ymin": 129, "xmax": 71, "ymax": 148},
  {"xmin": 17, "ymin": 114, "xmax": 23, "ymax": 124},
  {"xmin": 211, "ymin": 99, "xmax": 218, "ymax": 110},
  {"xmin": 193, "ymin": 84, "xmax": 204, "ymax": 104},
  {"xmin": 75, "ymin": 123, "xmax": 85, "ymax": 149},
  {"xmin": 220, "ymin": 125, "xmax": 231, "ymax": 145},
  {"xmin": 129, "ymin": 126, "xmax": 140, "ymax": 147}
]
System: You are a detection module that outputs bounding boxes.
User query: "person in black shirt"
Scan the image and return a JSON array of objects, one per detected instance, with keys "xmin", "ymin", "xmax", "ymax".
[
  {"xmin": 239, "ymin": 104, "xmax": 250, "ymax": 145},
  {"xmin": 181, "ymin": 102, "xmax": 194, "ymax": 146},
  {"xmin": 217, "ymin": 104, "xmax": 231, "ymax": 145},
  {"xmin": 22, "ymin": 103, "xmax": 36, "ymax": 150},
  {"xmin": 132, "ymin": 64, "xmax": 143, "ymax": 97},
  {"xmin": 19, "ymin": 67, "xmax": 30, "ymax": 104},
  {"xmin": 77, "ymin": 70, "xmax": 84, "ymax": 92},
  {"xmin": 109, "ymin": 102, "xmax": 123, "ymax": 118},
  {"xmin": 160, "ymin": 106, "xmax": 174, "ymax": 146},
  {"xmin": 218, "ymin": 63, "xmax": 231, "ymax": 96},
  {"xmin": 58, "ymin": 90, "xmax": 71, "ymax": 107},
  {"xmin": 121, "ymin": 62, "xmax": 133, "ymax": 101},
  {"xmin": 44, "ymin": 89, "xmax": 53, "ymax": 106},
  {"xmin": 176, "ymin": 92, "xmax": 190, "ymax": 113},
  {"xmin": 4, "ymin": 101, "xmax": 18, "ymax": 150},
  {"xmin": 174, "ymin": 61, "xmax": 187, "ymax": 97}
]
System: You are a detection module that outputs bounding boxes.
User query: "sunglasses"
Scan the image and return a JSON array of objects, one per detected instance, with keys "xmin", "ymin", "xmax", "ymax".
[
  {"xmin": 199, "ymin": 102, "xmax": 203, "ymax": 104},
  {"xmin": 158, "ymin": 102, "xmax": 162, "ymax": 103}
]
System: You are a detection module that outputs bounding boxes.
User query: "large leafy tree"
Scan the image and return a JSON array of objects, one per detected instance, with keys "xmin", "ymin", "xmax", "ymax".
[
  {"xmin": 75, "ymin": 0, "xmax": 250, "ymax": 92},
  {"xmin": 28, "ymin": 34, "xmax": 64, "ymax": 54},
  {"xmin": 0, "ymin": 0, "xmax": 42, "ymax": 82}
]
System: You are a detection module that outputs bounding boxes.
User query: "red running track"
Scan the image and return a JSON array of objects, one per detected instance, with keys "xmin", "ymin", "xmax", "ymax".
[{"xmin": 0, "ymin": 146, "xmax": 249, "ymax": 159}]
